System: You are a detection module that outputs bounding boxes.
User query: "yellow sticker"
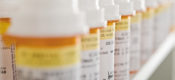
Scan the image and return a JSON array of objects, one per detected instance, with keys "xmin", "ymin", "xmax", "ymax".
[
  {"xmin": 115, "ymin": 17, "xmax": 130, "ymax": 31},
  {"xmin": 81, "ymin": 32, "xmax": 100, "ymax": 51},
  {"xmin": 16, "ymin": 45, "xmax": 80, "ymax": 68},
  {"xmin": 100, "ymin": 26, "xmax": 115, "ymax": 40},
  {"xmin": 131, "ymin": 13, "xmax": 142, "ymax": 24},
  {"xmin": 142, "ymin": 9, "xmax": 155, "ymax": 19},
  {"xmin": 0, "ymin": 20, "xmax": 10, "ymax": 34}
]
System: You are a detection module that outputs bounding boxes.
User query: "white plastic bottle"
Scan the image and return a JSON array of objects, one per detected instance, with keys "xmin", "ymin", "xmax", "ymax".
[
  {"xmin": 99, "ymin": 0, "xmax": 120, "ymax": 80},
  {"xmin": 141, "ymin": 0, "xmax": 158, "ymax": 64},
  {"xmin": 2, "ymin": 0, "xmax": 88, "ymax": 80},
  {"xmin": 171, "ymin": 0, "xmax": 175, "ymax": 29},
  {"xmin": 154, "ymin": 0, "xmax": 172, "ymax": 50},
  {"xmin": 79, "ymin": 0, "xmax": 106, "ymax": 80},
  {"xmin": 0, "ymin": 0, "xmax": 16, "ymax": 80},
  {"xmin": 114, "ymin": 0, "xmax": 135, "ymax": 80},
  {"xmin": 171, "ymin": 0, "xmax": 175, "ymax": 31},
  {"xmin": 129, "ymin": 0, "xmax": 145, "ymax": 78}
]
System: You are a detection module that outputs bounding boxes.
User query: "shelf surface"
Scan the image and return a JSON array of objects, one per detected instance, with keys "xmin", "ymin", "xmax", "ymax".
[{"xmin": 133, "ymin": 33, "xmax": 175, "ymax": 80}]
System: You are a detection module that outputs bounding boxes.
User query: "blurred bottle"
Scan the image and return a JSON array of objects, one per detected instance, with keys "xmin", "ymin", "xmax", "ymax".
[
  {"xmin": 141, "ymin": 0, "xmax": 158, "ymax": 65},
  {"xmin": 2, "ymin": 0, "xmax": 88, "ymax": 80},
  {"xmin": 79, "ymin": 0, "xmax": 106, "ymax": 80},
  {"xmin": 0, "ymin": 0, "xmax": 16, "ymax": 80},
  {"xmin": 154, "ymin": 0, "xmax": 172, "ymax": 50},
  {"xmin": 99, "ymin": 0, "xmax": 120, "ymax": 80},
  {"xmin": 129, "ymin": 0, "xmax": 146, "ymax": 79},
  {"xmin": 171, "ymin": 0, "xmax": 175, "ymax": 31},
  {"xmin": 114, "ymin": 0, "xmax": 135, "ymax": 80}
]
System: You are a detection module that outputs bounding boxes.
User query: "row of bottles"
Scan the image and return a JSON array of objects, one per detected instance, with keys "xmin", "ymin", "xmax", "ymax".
[{"xmin": 0, "ymin": 0, "xmax": 174, "ymax": 80}]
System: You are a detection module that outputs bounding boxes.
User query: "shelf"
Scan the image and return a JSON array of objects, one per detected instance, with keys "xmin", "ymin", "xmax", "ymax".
[{"xmin": 133, "ymin": 33, "xmax": 175, "ymax": 80}]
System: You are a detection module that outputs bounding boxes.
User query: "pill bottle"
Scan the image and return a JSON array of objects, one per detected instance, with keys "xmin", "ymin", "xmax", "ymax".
[
  {"xmin": 79, "ymin": 0, "xmax": 106, "ymax": 80},
  {"xmin": 114, "ymin": 1, "xmax": 135, "ymax": 80},
  {"xmin": 0, "ymin": 0, "xmax": 16, "ymax": 80},
  {"xmin": 170, "ymin": 0, "xmax": 175, "ymax": 31},
  {"xmin": 129, "ymin": 0, "xmax": 145, "ymax": 78},
  {"xmin": 2, "ymin": 0, "xmax": 88, "ymax": 80},
  {"xmin": 141, "ymin": 0, "xmax": 157, "ymax": 64},
  {"xmin": 154, "ymin": 0, "xmax": 172, "ymax": 50},
  {"xmin": 166, "ymin": 0, "xmax": 174, "ymax": 32},
  {"xmin": 154, "ymin": 0, "xmax": 170, "ymax": 50},
  {"xmin": 99, "ymin": 0, "xmax": 121, "ymax": 79}
]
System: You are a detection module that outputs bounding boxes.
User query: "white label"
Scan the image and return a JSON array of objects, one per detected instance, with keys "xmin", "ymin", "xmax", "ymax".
[
  {"xmin": 154, "ymin": 9, "xmax": 165, "ymax": 49},
  {"xmin": 81, "ymin": 32, "xmax": 100, "ymax": 80},
  {"xmin": 100, "ymin": 26, "xmax": 115, "ymax": 80},
  {"xmin": 15, "ymin": 41, "xmax": 81, "ymax": 80},
  {"xmin": 114, "ymin": 17, "xmax": 130, "ymax": 80},
  {"xmin": 16, "ymin": 65, "xmax": 79, "ymax": 80},
  {"xmin": 141, "ymin": 11, "xmax": 154, "ymax": 64},
  {"xmin": 0, "ymin": 37, "xmax": 16, "ymax": 80},
  {"xmin": 81, "ymin": 50, "xmax": 100, "ymax": 80},
  {"xmin": 154, "ymin": 7, "xmax": 171, "ymax": 50},
  {"xmin": 130, "ymin": 22, "xmax": 141, "ymax": 71},
  {"xmin": 130, "ymin": 14, "xmax": 142, "ymax": 77}
]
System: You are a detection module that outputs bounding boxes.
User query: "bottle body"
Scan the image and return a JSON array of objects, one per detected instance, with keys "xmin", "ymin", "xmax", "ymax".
[
  {"xmin": 154, "ymin": 3, "xmax": 172, "ymax": 50},
  {"xmin": 0, "ymin": 18, "xmax": 16, "ymax": 80},
  {"xmin": 81, "ymin": 28, "xmax": 100, "ymax": 80},
  {"xmin": 114, "ymin": 16, "xmax": 131, "ymax": 80},
  {"xmin": 100, "ymin": 20, "xmax": 116, "ymax": 80},
  {"xmin": 130, "ymin": 12, "xmax": 142, "ymax": 79},
  {"xmin": 171, "ymin": 1, "xmax": 175, "ymax": 31},
  {"xmin": 3, "ymin": 35, "xmax": 81, "ymax": 80},
  {"xmin": 141, "ymin": 8, "xmax": 155, "ymax": 64}
]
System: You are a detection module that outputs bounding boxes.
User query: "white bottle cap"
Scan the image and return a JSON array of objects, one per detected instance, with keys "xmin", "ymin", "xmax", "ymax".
[
  {"xmin": 7, "ymin": 0, "xmax": 88, "ymax": 37},
  {"xmin": 145, "ymin": 0, "xmax": 158, "ymax": 8},
  {"xmin": 79, "ymin": 0, "xmax": 106, "ymax": 28},
  {"xmin": 115, "ymin": 1, "xmax": 136, "ymax": 16},
  {"xmin": 131, "ymin": 0, "xmax": 146, "ymax": 12},
  {"xmin": 21, "ymin": 0, "xmax": 79, "ymax": 14},
  {"xmin": 0, "ymin": 0, "xmax": 15, "ymax": 17},
  {"xmin": 157, "ymin": 0, "xmax": 170, "ymax": 5},
  {"xmin": 99, "ymin": 0, "xmax": 120, "ymax": 21}
]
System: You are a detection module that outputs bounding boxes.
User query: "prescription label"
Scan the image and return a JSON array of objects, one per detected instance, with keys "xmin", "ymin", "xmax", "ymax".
[
  {"xmin": 81, "ymin": 31, "xmax": 100, "ymax": 80},
  {"xmin": 114, "ymin": 17, "xmax": 130, "ymax": 80},
  {"xmin": 115, "ymin": 19, "xmax": 129, "ymax": 31},
  {"xmin": 154, "ymin": 5, "xmax": 171, "ymax": 50},
  {"xmin": 100, "ymin": 26, "xmax": 115, "ymax": 40},
  {"xmin": 141, "ymin": 10, "xmax": 154, "ymax": 64},
  {"xmin": 17, "ymin": 65, "xmax": 80, "ymax": 80},
  {"xmin": 81, "ymin": 32, "xmax": 99, "ymax": 51},
  {"xmin": 0, "ymin": 39, "xmax": 16, "ymax": 80},
  {"xmin": 16, "ymin": 46, "xmax": 80, "ymax": 68},
  {"xmin": 100, "ymin": 25, "xmax": 115, "ymax": 80},
  {"xmin": 0, "ymin": 18, "xmax": 10, "ymax": 34},
  {"xmin": 142, "ymin": 9, "xmax": 155, "ymax": 19},
  {"xmin": 155, "ymin": 6, "xmax": 164, "ymax": 14},
  {"xmin": 130, "ymin": 13, "xmax": 142, "ymax": 77},
  {"xmin": 154, "ymin": 7, "xmax": 164, "ymax": 49},
  {"xmin": 16, "ymin": 45, "xmax": 80, "ymax": 80}
]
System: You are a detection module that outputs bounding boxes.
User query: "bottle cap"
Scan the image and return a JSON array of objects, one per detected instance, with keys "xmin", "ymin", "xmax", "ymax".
[
  {"xmin": 145, "ymin": 0, "xmax": 158, "ymax": 8},
  {"xmin": 157, "ymin": 0, "xmax": 170, "ymax": 5},
  {"xmin": 115, "ymin": 1, "xmax": 136, "ymax": 16},
  {"xmin": 131, "ymin": 0, "xmax": 146, "ymax": 12},
  {"xmin": 0, "ymin": 0, "xmax": 16, "ymax": 17},
  {"xmin": 7, "ymin": 0, "xmax": 88, "ymax": 37},
  {"xmin": 79, "ymin": 0, "xmax": 106, "ymax": 28},
  {"xmin": 99, "ymin": 0, "xmax": 121, "ymax": 21}
]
